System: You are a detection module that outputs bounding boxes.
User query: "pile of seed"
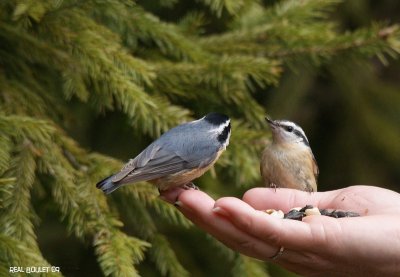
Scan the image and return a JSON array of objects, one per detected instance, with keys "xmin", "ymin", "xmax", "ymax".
[{"xmin": 265, "ymin": 205, "xmax": 360, "ymax": 221}]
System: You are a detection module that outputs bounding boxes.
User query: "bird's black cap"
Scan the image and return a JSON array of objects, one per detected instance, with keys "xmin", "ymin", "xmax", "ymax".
[{"xmin": 204, "ymin": 112, "xmax": 229, "ymax": 126}]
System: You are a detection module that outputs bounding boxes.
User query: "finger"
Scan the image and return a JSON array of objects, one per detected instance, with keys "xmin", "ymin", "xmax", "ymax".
[
  {"xmin": 214, "ymin": 196, "xmax": 318, "ymax": 251},
  {"xmin": 176, "ymin": 190, "xmax": 281, "ymax": 260},
  {"xmin": 243, "ymin": 187, "xmax": 379, "ymax": 216},
  {"xmin": 242, "ymin": 187, "xmax": 328, "ymax": 211},
  {"xmin": 159, "ymin": 187, "xmax": 186, "ymax": 204}
]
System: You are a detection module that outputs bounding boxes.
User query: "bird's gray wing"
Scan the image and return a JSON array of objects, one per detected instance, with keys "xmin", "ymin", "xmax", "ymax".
[
  {"xmin": 310, "ymin": 150, "xmax": 319, "ymax": 179},
  {"xmin": 119, "ymin": 156, "xmax": 189, "ymax": 184},
  {"xmin": 112, "ymin": 143, "xmax": 218, "ymax": 184},
  {"xmin": 111, "ymin": 143, "xmax": 161, "ymax": 182}
]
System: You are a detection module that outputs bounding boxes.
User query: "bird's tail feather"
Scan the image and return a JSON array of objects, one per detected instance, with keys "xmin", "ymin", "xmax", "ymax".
[{"xmin": 96, "ymin": 175, "xmax": 121, "ymax": 194}]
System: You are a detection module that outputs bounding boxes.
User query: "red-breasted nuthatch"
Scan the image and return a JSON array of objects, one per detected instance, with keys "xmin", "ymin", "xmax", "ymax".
[
  {"xmin": 96, "ymin": 113, "xmax": 231, "ymax": 194},
  {"xmin": 260, "ymin": 116, "xmax": 318, "ymax": 192}
]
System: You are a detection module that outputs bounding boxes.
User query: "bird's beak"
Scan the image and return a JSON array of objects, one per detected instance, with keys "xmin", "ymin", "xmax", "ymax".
[
  {"xmin": 265, "ymin": 116, "xmax": 276, "ymax": 126},
  {"xmin": 265, "ymin": 116, "xmax": 278, "ymax": 130}
]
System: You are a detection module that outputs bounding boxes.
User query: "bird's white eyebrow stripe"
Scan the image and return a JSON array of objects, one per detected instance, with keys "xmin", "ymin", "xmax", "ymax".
[
  {"xmin": 278, "ymin": 120, "xmax": 309, "ymax": 145},
  {"xmin": 278, "ymin": 120, "xmax": 298, "ymax": 129},
  {"xmin": 208, "ymin": 119, "xmax": 230, "ymax": 133}
]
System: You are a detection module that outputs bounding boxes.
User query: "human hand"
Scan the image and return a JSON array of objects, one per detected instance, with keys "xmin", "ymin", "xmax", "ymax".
[{"xmin": 160, "ymin": 185, "xmax": 400, "ymax": 276}]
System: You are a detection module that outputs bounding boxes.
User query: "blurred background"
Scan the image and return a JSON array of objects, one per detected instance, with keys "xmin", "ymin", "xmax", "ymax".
[{"xmin": 1, "ymin": 0, "xmax": 399, "ymax": 276}]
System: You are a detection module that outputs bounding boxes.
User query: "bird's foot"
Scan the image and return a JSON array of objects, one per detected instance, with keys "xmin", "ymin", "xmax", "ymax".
[
  {"xmin": 157, "ymin": 187, "xmax": 183, "ymax": 206},
  {"xmin": 269, "ymin": 183, "xmax": 278, "ymax": 192},
  {"xmin": 182, "ymin": 182, "xmax": 199, "ymax": 190}
]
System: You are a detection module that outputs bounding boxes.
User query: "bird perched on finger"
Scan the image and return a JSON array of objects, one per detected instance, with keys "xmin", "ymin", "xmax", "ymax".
[
  {"xmin": 96, "ymin": 112, "xmax": 231, "ymax": 194},
  {"xmin": 260, "ymin": 116, "xmax": 318, "ymax": 192}
]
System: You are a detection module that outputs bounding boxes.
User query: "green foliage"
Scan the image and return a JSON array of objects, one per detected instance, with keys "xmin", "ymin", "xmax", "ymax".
[
  {"xmin": 199, "ymin": 0, "xmax": 257, "ymax": 17},
  {"xmin": 0, "ymin": 234, "xmax": 61, "ymax": 277},
  {"xmin": 207, "ymin": 234, "xmax": 270, "ymax": 277},
  {"xmin": 232, "ymin": 256, "xmax": 270, "ymax": 277},
  {"xmin": 94, "ymin": 230, "xmax": 149, "ymax": 277},
  {"xmin": 148, "ymin": 234, "xmax": 189, "ymax": 277},
  {"xmin": 0, "ymin": 0, "xmax": 399, "ymax": 276}
]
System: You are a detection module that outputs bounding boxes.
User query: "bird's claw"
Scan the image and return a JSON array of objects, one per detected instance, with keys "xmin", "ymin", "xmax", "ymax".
[
  {"xmin": 182, "ymin": 182, "xmax": 199, "ymax": 190},
  {"xmin": 270, "ymin": 183, "xmax": 278, "ymax": 192}
]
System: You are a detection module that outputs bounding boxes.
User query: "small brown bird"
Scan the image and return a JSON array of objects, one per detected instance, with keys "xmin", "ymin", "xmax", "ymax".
[{"xmin": 260, "ymin": 116, "xmax": 318, "ymax": 192}]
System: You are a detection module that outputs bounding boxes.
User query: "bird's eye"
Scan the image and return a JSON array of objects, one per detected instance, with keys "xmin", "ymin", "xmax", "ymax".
[{"xmin": 285, "ymin": 126, "xmax": 294, "ymax": 132}]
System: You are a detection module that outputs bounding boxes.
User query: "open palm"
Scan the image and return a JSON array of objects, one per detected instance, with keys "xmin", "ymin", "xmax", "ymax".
[{"xmin": 161, "ymin": 185, "xmax": 400, "ymax": 276}]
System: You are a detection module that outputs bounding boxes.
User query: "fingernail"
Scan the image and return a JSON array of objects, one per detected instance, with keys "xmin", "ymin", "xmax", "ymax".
[
  {"xmin": 212, "ymin": 206, "xmax": 229, "ymax": 216},
  {"xmin": 174, "ymin": 201, "xmax": 182, "ymax": 207}
]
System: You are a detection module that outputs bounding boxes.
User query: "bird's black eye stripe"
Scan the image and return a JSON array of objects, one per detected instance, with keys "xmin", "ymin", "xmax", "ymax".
[
  {"xmin": 293, "ymin": 130, "xmax": 309, "ymax": 146},
  {"xmin": 218, "ymin": 122, "xmax": 231, "ymax": 143}
]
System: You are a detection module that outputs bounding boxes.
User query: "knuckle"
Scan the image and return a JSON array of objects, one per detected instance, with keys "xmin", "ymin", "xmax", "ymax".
[
  {"xmin": 265, "ymin": 230, "xmax": 281, "ymax": 246},
  {"xmin": 242, "ymin": 188, "xmax": 259, "ymax": 203},
  {"xmin": 235, "ymin": 213, "xmax": 254, "ymax": 231},
  {"xmin": 234, "ymin": 239, "xmax": 256, "ymax": 253}
]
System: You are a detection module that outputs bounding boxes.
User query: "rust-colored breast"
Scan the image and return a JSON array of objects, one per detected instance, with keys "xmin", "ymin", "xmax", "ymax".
[{"xmin": 261, "ymin": 144, "xmax": 317, "ymax": 192}]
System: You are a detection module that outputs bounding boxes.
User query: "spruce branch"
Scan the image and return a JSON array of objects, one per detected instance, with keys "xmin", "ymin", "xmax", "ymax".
[
  {"xmin": 198, "ymin": 0, "xmax": 257, "ymax": 17},
  {"xmin": 1, "ymin": 142, "xmax": 38, "ymax": 250},
  {"xmin": 117, "ymin": 194, "xmax": 158, "ymax": 239},
  {"xmin": 206, "ymin": 234, "xmax": 269, "ymax": 277},
  {"xmin": 126, "ymin": 6, "xmax": 208, "ymax": 62},
  {"xmin": 265, "ymin": 23, "xmax": 400, "ymax": 61},
  {"xmin": 199, "ymin": 1, "xmax": 400, "ymax": 65},
  {"xmin": 43, "ymin": 146, "xmax": 151, "ymax": 277},
  {"xmin": 0, "ymin": 76, "xmax": 50, "ymax": 117},
  {"xmin": 178, "ymin": 12, "xmax": 207, "ymax": 36},
  {"xmin": 220, "ymin": 120, "xmax": 267, "ymax": 186},
  {"xmin": 0, "ymin": 234, "xmax": 61, "ymax": 277},
  {"xmin": 0, "ymin": 114, "xmax": 151, "ymax": 276},
  {"xmin": 153, "ymin": 56, "xmax": 280, "ymax": 124},
  {"xmin": 0, "ymin": 135, "xmax": 12, "ymax": 175},
  {"xmin": 122, "ymin": 184, "xmax": 192, "ymax": 228},
  {"xmin": 199, "ymin": 0, "xmax": 341, "ymax": 53},
  {"xmin": 232, "ymin": 255, "xmax": 270, "ymax": 277},
  {"xmin": 89, "ymin": 154, "xmax": 191, "ymax": 274},
  {"xmin": 148, "ymin": 234, "xmax": 189, "ymax": 277},
  {"xmin": 38, "ymin": 9, "xmax": 191, "ymax": 136},
  {"xmin": 115, "ymin": 192, "xmax": 190, "ymax": 276},
  {"xmin": 0, "ymin": 144, "xmax": 55, "ymax": 275},
  {"xmin": 0, "ymin": 115, "xmax": 56, "ymax": 143},
  {"xmin": 86, "ymin": 3, "xmax": 208, "ymax": 62},
  {"xmin": 270, "ymin": 0, "xmax": 341, "ymax": 23},
  {"xmin": 0, "ymin": 23, "xmax": 69, "ymax": 68},
  {"xmin": 94, "ymin": 229, "xmax": 150, "ymax": 277}
]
